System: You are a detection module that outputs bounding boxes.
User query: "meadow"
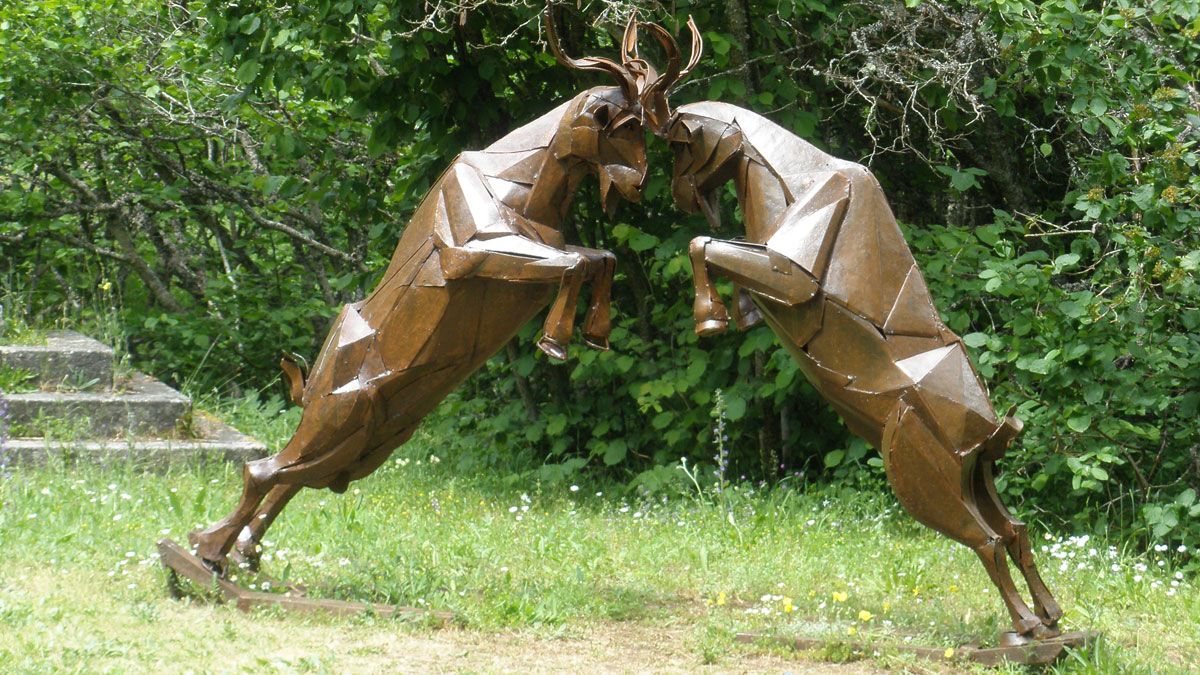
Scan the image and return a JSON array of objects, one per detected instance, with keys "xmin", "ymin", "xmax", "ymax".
[{"xmin": 0, "ymin": 402, "xmax": 1196, "ymax": 673}]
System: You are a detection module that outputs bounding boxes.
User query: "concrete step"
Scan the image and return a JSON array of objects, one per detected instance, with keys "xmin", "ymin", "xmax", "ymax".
[
  {"xmin": 1, "ymin": 412, "xmax": 266, "ymax": 468},
  {"xmin": 0, "ymin": 331, "xmax": 114, "ymax": 390},
  {"xmin": 4, "ymin": 372, "xmax": 190, "ymax": 438}
]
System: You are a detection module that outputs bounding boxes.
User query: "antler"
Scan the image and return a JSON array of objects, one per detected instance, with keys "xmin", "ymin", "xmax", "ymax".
[
  {"xmin": 637, "ymin": 16, "xmax": 703, "ymax": 134},
  {"xmin": 545, "ymin": 6, "xmax": 639, "ymax": 102}
]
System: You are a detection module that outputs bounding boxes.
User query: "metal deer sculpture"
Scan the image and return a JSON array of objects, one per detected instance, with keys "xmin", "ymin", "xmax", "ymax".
[
  {"xmin": 188, "ymin": 15, "xmax": 701, "ymax": 571},
  {"xmin": 664, "ymin": 101, "xmax": 1063, "ymax": 642}
]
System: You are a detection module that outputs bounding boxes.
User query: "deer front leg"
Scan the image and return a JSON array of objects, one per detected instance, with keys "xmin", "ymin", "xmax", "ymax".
[
  {"xmin": 440, "ymin": 235, "xmax": 613, "ymax": 360},
  {"xmin": 688, "ymin": 236, "xmax": 820, "ymax": 336},
  {"xmin": 567, "ymin": 245, "xmax": 616, "ymax": 350}
]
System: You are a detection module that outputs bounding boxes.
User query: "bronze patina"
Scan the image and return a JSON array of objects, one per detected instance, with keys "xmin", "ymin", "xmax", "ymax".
[
  {"xmin": 663, "ymin": 97, "xmax": 1063, "ymax": 641},
  {"xmin": 186, "ymin": 13, "xmax": 700, "ymax": 572}
]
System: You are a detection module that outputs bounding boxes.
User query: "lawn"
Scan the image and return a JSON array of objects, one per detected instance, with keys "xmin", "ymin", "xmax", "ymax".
[{"xmin": 0, "ymin": 414, "xmax": 1197, "ymax": 673}]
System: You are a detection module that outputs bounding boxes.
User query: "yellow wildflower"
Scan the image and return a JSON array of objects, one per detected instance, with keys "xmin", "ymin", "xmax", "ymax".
[
  {"xmin": 944, "ymin": 647, "xmax": 955, "ymax": 659},
  {"xmin": 882, "ymin": 601, "xmax": 891, "ymax": 612},
  {"xmin": 782, "ymin": 597, "xmax": 795, "ymax": 613},
  {"xmin": 716, "ymin": 591, "xmax": 727, "ymax": 606},
  {"xmin": 832, "ymin": 591, "xmax": 848, "ymax": 603},
  {"xmin": 858, "ymin": 610, "xmax": 873, "ymax": 622},
  {"xmin": 847, "ymin": 625, "xmax": 857, "ymax": 636},
  {"xmin": 949, "ymin": 584, "xmax": 958, "ymax": 593}
]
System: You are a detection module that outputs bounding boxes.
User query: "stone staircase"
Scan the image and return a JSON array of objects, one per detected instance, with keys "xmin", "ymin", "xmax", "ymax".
[{"xmin": 0, "ymin": 331, "xmax": 265, "ymax": 467}]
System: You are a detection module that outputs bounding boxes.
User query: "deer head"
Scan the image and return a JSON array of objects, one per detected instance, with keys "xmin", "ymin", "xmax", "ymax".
[{"xmin": 545, "ymin": 10, "xmax": 702, "ymax": 217}]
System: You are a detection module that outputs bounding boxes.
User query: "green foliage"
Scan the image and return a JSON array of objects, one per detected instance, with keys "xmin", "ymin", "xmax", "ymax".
[{"xmin": 1, "ymin": 0, "xmax": 1198, "ymax": 547}]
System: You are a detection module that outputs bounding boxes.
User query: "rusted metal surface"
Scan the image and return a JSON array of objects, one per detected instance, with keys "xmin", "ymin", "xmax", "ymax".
[
  {"xmin": 735, "ymin": 630, "xmax": 1094, "ymax": 666},
  {"xmin": 158, "ymin": 539, "xmax": 451, "ymax": 623},
  {"xmin": 667, "ymin": 99, "xmax": 1064, "ymax": 640}
]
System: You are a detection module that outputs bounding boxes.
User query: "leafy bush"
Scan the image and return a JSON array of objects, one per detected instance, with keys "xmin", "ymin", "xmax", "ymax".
[{"xmin": 2, "ymin": 0, "xmax": 1197, "ymax": 547}]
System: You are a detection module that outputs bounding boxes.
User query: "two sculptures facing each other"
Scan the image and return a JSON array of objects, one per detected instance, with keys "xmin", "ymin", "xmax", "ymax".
[{"xmin": 187, "ymin": 14, "xmax": 1063, "ymax": 643}]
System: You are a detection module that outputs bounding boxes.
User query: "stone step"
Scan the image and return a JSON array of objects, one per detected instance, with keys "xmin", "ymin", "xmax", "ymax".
[
  {"xmin": 0, "ymin": 331, "xmax": 114, "ymax": 390},
  {"xmin": 3, "ymin": 372, "xmax": 190, "ymax": 438},
  {"xmin": 1, "ymin": 412, "xmax": 266, "ymax": 468}
]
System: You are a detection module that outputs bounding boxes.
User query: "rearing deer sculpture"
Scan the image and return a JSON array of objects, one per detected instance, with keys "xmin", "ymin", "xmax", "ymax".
[
  {"xmin": 188, "ymin": 14, "xmax": 701, "ymax": 571},
  {"xmin": 663, "ymin": 99, "xmax": 1064, "ymax": 641}
]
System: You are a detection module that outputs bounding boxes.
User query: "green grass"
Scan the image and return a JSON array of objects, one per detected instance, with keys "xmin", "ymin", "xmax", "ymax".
[{"xmin": 0, "ymin": 404, "xmax": 1197, "ymax": 672}]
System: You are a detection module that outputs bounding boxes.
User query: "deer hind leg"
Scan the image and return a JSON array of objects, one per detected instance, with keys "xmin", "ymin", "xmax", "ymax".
[
  {"xmin": 882, "ymin": 403, "xmax": 1046, "ymax": 638},
  {"xmin": 232, "ymin": 483, "xmax": 303, "ymax": 571},
  {"xmin": 974, "ymin": 458, "xmax": 1063, "ymax": 630},
  {"xmin": 688, "ymin": 236, "xmax": 820, "ymax": 336},
  {"xmin": 189, "ymin": 456, "xmax": 281, "ymax": 571}
]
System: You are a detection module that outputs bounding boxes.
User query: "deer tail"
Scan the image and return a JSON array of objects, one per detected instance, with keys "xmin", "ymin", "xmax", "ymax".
[{"xmin": 280, "ymin": 353, "xmax": 308, "ymax": 408}]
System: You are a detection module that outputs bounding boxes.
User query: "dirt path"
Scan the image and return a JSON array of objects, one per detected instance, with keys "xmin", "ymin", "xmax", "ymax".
[{"xmin": 289, "ymin": 622, "xmax": 885, "ymax": 674}]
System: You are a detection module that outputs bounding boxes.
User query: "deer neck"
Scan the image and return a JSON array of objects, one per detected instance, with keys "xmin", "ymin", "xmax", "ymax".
[{"xmin": 516, "ymin": 147, "xmax": 584, "ymax": 228}]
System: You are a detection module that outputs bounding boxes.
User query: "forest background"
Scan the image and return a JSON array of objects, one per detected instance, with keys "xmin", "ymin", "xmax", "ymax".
[{"xmin": 1, "ymin": 0, "xmax": 1197, "ymax": 549}]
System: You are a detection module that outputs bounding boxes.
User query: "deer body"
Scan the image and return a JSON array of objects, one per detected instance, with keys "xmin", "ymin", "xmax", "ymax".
[
  {"xmin": 668, "ymin": 101, "xmax": 1063, "ymax": 640},
  {"xmin": 189, "ymin": 87, "xmax": 644, "ymax": 568}
]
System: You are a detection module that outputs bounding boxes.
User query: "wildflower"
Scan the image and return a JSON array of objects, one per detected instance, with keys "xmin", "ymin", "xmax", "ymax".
[
  {"xmin": 1134, "ymin": 575, "xmax": 1143, "ymax": 582},
  {"xmin": 783, "ymin": 597, "xmax": 795, "ymax": 613},
  {"xmin": 832, "ymin": 591, "xmax": 848, "ymax": 603},
  {"xmin": 113, "ymin": 514, "xmax": 122, "ymax": 521},
  {"xmin": 882, "ymin": 601, "xmax": 890, "ymax": 612},
  {"xmin": 944, "ymin": 648, "xmax": 955, "ymax": 659},
  {"xmin": 847, "ymin": 625, "xmax": 857, "ymax": 636},
  {"xmin": 1155, "ymin": 544, "xmax": 1169, "ymax": 552},
  {"xmin": 1167, "ymin": 588, "xmax": 1177, "ymax": 596},
  {"xmin": 858, "ymin": 610, "xmax": 874, "ymax": 622},
  {"xmin": 429, "ymin": 455, "xmax": 440, "ymax": 464},
  {"xmin": 1111, "ymin": 564, "xmax": 1121, "ymax": 572},
  {"xmin": 1175, "ymin": 572, "xmax": 1184, "ymax": 580},
  {"xmin": 1177, "ymin": 545, "xmax": 1187, "ymax": 553},
  {"xmin": 520, "ymin": 493, "xmax": 531, "ymax": 503},
  {"xmin": 949, "ymin": 584, "xmax": 958, "ymax": 593},
  {"xmin": 508, "ymin": 506, "xmax": 518, "ymax": 513},
  {"xmin": 570, "ymin": 485, "xmax": 579, "ymax": 492},
  {"xmin": 716, "ymin": 591, "xmax": 727, "ymax": 606}
]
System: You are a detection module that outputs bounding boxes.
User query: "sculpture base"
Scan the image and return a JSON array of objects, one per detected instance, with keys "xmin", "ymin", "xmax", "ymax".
[
  {"xmin": 735, "ymin": 629, "xmax": 1094, "ymax": 667},
  {"xmin": 156, "ymin": 539, "xmax": 453, "ymax": 623}
]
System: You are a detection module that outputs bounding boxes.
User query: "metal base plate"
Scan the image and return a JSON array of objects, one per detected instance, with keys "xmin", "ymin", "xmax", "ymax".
[{"xmin": 157, "ymin": 539, "xmax": 453, "ymax": 623}]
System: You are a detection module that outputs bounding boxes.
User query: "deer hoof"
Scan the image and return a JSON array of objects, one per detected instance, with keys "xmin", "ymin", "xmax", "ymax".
[
  {"xmin": 187, "ymin": 530, "xmax": 228, "ymax": 575},
  {"xmin": 583, "ymin": 334, "xmax": 610, "ymax": 351},
  {"xmin": 695, "ymin": 318, "xmax": 728, "ymax": 337},
  {"xmin": 537, "ymin": 335, "xmax": 569, "ymax": 361}
]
